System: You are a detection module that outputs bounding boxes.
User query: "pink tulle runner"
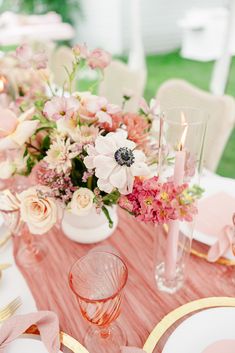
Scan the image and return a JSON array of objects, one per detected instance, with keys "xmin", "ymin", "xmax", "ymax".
[{"xmin": 14, "ymin": 210, "xmax": 235, "ymax": 352}]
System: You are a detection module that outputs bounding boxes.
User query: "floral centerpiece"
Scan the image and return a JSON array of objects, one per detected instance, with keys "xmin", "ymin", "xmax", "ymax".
[{"xmin": 0, "ymin": 43, "xmax": 202, "ymax": 244}]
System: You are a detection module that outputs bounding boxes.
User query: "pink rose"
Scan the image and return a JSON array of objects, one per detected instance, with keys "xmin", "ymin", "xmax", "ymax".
[{"xmin": 87, "ymin": 48, "xmax": 111, "ymax": 70}]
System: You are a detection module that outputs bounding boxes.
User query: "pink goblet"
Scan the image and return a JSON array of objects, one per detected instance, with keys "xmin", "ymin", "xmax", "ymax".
[{"xmin": 69, "ymin": 251, "xmax": 128, "ymax": 353}]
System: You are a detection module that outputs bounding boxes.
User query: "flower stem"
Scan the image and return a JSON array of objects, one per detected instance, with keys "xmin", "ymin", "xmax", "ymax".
[{"xmin": 87, "ymin": 176, "xmax": 93, "ymax": 190}]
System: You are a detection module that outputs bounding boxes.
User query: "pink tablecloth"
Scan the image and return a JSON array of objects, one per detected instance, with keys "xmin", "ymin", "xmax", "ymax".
[{"xmin": 14, "ymin": 210, "xmax": 235, "ymax": 352}]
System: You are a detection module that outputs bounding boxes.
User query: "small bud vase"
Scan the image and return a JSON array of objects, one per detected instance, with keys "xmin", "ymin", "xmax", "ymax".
[{"xmin": 62, "ymin": 206, "xmax": 118, "ymax": 244}]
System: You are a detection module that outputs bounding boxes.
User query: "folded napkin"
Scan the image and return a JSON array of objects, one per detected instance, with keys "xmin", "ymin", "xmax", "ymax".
[
  {"xmin": 207, "ymin": 224, "xmax": 234, "ymax": 262},
  {"xmin": 196, "ymin": 192, "xmax": 235, "ymax": 261},
  {"xmin": 0, "ymin": 311, "xmax": 60, "ymax": 353},
  {"xmin": 197, "ymin": 192, "xmax": 235, "ymax": 238},
  {"xmin": 121, "ymin": 348, "xmax": 146, "ymax": 353}
]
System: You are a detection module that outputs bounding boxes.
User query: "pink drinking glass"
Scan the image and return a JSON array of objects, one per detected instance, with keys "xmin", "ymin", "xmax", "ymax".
[
  {"xmin": 69, "ymin": 251, "xmax": 128, "ymax": 353},
  {"xmin": 0, "ymin": 207, "xmax": 47, "ymax": 268}
]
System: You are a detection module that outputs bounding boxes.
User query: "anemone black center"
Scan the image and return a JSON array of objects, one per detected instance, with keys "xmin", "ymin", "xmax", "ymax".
[{"xmin": 114, "ymin": 147, "xmax": 135, "ymax": 167}]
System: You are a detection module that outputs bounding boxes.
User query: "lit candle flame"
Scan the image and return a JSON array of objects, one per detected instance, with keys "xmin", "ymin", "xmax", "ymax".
[
  {"xmin": 0, "ymin": 76, "xmax": 7, "ymax": 93},
  {"xmin": 179, "ymin": 112, "xmax": 188, "ymax": 150}
]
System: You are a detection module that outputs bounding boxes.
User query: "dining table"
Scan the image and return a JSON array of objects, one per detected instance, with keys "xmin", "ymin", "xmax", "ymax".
[{"xmin": 1, "ymin": 169, "xmax": 235, "ymax": 352}]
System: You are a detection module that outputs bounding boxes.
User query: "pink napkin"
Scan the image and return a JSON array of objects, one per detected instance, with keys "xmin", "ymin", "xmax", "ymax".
[
  {"xmin": 207, "ymin": 225, "xmax": 234, "ymax": 262},
  {"xmin": 201, "ymin": 339, "xmax": 235, "ymax": 353},
  {"xmin": 0, "ymin": 311, "xmax": 60, "ymax": 353},
  {"xmin": 197, "ymin": 192, "xmax": 235, "ymax": 238},
  {"xmin": 196, "ymin": 192, "xmax": 235, "ymax": 261},
  {"xmin": 121, "ymin": 348, "xmax": 146, "ymax": 353}
]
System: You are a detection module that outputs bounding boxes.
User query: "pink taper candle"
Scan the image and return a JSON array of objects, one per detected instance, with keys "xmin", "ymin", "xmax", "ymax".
[{"xmin": 165, "ymin": 122, "xmax": 187, "ymax": 280}]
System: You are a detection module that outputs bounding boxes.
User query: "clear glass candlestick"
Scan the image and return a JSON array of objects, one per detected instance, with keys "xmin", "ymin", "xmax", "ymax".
[
  {"xmin": 155, "ymin": 107, "xmax": 208, "ymax": 293},
  {"xmin": 69, "ymin": 251, "xmax": 128, "ymax": 353}
]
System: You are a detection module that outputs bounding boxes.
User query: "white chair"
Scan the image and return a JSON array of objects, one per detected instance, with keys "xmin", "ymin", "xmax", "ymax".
[
  {"xmin": 49, "ymin": 46, "xmax": 75, "ymax": 89},
  {"xmin": 156, "ymin": 79, "xmax": 235, "ymax": 172},
  {"xmin": 98, "ymin": 60, "xmax": 146, "ymax": 112}
]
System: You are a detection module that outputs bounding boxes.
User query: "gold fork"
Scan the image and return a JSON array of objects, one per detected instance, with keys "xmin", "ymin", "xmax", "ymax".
[{"xmin": 0, "ymin": 297, "xmax": 22, "ymax": 322}]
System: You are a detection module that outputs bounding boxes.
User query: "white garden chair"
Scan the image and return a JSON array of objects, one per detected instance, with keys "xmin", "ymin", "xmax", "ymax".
[
  {"xmin": 157, "ymin": 79, "xmax": 235, "ymax": 172},
  {"xmin": 98, "ymin": 60, "xmax": 146, "ymax": 112}
]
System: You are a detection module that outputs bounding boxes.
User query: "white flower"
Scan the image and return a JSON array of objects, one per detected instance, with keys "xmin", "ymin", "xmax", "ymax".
[
  {"xmin": 0, "ymin": 160, "xmax": 15, "ymax": 179},
  {"xmin": 45, "ymin": 137, "xmax": 80, "ymax": 173},
  {"xmin": 0, "ymin": 107, "xmax": 39, "ymax": 150},
  {"xmin": 84, "ymin": 130, "xmax": 150, "ymax": 195},
  {"xmin": 18, "ymin": 186, "xmax": 58, "ymax": 235},
  {"xmin": 69, "ymin": 188, "xmax": 94, "ymax": 216}
]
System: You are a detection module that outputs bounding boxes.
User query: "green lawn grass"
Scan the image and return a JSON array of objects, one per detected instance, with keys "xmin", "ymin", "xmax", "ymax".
[{"xmin": 144, "ymin": 50, "xmax": 235, "ymax": 178}]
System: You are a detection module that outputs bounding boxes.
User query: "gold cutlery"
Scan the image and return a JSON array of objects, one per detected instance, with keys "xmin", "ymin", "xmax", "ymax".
[{"xmin": 0, "ymin": 297, "xmax": 22, "ymax": 322}]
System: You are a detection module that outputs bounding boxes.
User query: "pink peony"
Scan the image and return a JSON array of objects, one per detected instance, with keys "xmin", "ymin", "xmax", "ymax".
[
  {"xmin": 87, "ymin": 48, "xmax": 111, "ymax": 70},
  {"xmin": 43, "ymin": 96, "xmax": 80, "ymax": 121}
]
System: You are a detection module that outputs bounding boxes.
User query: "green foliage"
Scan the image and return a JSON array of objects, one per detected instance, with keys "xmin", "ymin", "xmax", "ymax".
[
  {"xmin": 26, "ymin": 156, "xmax": 35, "ymax": 175},
  {"xmin": 0, "ymin": 0, "xmax": 82, "ymax": 25},
  {"xmin": 41, "ymin": 135, "xmax": 51, "ymax": 152},
  {"xmin": 103, "ymin": 190, "xmax": 121, "ymax": 205},
  {"xmin": 70, "ymin": 157, "xmax": 86, "ymax": 186},
  {"xmin": 102, "ymin": 206, "xmax": 114, "ymax": 228}
]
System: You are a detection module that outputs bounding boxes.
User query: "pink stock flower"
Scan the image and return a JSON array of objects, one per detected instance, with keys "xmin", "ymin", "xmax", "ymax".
[
  {"xmin": 72, "ymin": 43, "xmax": 89, "ymax": 59},
  {"xmin": 87, "ymin": 48, "xmax": 111, "ymax": 70},
  {"xmin": 43, "ymin": 96, "xmax": 80, "ymax": 121},
  {"xmin": 118, "ymin": 177, "xmax": 197, "ymax": 224},
  {"xmin": 122, "ymin": 113, "xmax": 149, "ymax": 147},
  {"xmin": 15, "ymin": 44, "xmax": 47, "ymax": 70}
]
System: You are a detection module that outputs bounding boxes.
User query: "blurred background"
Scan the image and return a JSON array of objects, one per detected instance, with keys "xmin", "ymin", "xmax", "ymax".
[{"xmin": 0, "ymin": 0, "xmax": 234, "ymax": 178}]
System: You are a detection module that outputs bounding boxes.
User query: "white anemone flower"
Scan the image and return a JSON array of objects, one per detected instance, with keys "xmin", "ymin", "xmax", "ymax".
[{"xmin": 84, "ymin": 130, "xmax": 150, "ymax": 195}]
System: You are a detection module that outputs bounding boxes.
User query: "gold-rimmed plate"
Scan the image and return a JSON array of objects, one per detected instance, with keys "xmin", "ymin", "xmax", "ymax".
[{"xmin": 143, "ymin": 297, "xmax": 235, "ymax": 353}]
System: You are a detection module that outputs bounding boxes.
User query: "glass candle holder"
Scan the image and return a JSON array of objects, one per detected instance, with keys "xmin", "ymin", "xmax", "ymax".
[
  {"xmin": 155, "ymin": 107, "xmax": 208, "ymax": 293},
  {"xmin": 69, "ymin": 251, "xmax": 128, "ymax": 353}
]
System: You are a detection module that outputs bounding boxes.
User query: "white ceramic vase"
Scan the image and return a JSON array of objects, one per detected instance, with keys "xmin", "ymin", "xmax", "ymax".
[{"xmin": 61, "ymin": 206, "xmax": 118, "ymax": 244}]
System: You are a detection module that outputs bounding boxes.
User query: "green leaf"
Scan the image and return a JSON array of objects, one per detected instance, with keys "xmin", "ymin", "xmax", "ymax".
[
  {"xmin": 35, "ymin": 126, "xmax": 54, "ymax": 134},
  {"xmin": 103, "ymin": 189, "xmax": 120, "ymax": 205},
  {"xmin": 41, "ymin": 135, "xmax": 51, "ymax": 151},
  {"xmin": 26, "ymin": 156, "xmax": 35, "ymax": 175},
  {"xmin": 102, "ymin": 206, "xmax": 114, "ymax": 228},
  {"xmin": 23, "ymin": 148, "xmax": 28, "ymax": 158}
]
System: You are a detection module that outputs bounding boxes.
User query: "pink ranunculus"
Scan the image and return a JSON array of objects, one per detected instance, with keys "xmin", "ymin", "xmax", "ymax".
[
  {"xmin": 72, "ymin": 43, "xmax": 89, "ymax": 59},
  {"xmin": 43, "ymin": 96, "xmax": 80, "ymax": 121},
  {"xmin": 87, "ymin": 48, "xmax": 111, "ymax": 70}
]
